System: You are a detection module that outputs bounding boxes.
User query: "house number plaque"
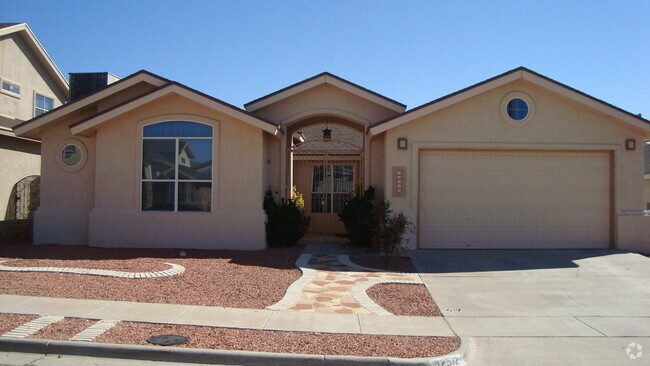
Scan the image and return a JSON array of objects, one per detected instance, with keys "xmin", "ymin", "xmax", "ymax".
[{"xmin": 392, "ymin": 166, "xmax": 406, "ymax": 198}]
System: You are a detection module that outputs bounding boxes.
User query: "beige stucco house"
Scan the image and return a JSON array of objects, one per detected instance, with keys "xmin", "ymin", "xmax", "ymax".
[
  {"xmin": 0, "ymin": 23, "xmax": 68, "ymax": 220},
  {"xmin": 14, "ymin": 67, "xmax": 650, "ymax": 252}
]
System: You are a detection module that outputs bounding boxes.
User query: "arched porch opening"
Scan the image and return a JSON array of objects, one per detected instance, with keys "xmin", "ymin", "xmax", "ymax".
[{"xmin": 286, "ymin": 117, "xmax": 366, "ymax": 237}]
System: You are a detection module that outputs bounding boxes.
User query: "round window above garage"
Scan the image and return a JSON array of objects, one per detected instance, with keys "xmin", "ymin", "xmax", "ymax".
[
  {"xmin": 506, "ymin": 98, "xmax": 529, "ymax": 121},
  {"xmin": 500, "ymin": 92, "xmax": 535, "ymax": 126}
]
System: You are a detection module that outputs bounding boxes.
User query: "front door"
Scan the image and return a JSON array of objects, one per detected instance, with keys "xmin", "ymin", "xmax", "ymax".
[{"xmin": 307, "ymin": 163, "xmax": 355, "ymax": 236}]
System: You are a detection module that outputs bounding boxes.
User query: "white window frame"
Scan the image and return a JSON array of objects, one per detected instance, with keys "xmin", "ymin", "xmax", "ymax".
[
  {"xmin": 34, "ymin": 91, "xmax": 55, "ymax": 117},
  {"xmin": 141, "ymin": 122, "xmax": 213, "ymax": 213},
  {"xmin": 0, "ymin": 77, "xmax": 21, "ymax": 98}
]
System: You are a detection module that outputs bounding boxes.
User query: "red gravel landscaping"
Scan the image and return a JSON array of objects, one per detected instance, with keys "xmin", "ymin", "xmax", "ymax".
[
  {"xmin": 95, "ymin": 322, "xmax": 461, "ymax": 358},
  {"xmin": 367, "ymin": 283, "xmax": 442, "ymax": 317},
  {"xmin": 0, "ymin": 244, "xmax": 302, "ymax": 309},
  {"xmin": 0, "ymin": 313, "xmax": 37, "ymax": 335}
]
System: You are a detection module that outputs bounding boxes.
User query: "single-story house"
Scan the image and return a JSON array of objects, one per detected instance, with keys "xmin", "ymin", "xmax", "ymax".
[{"xmin": 13, "ymin": 67, "xmax": 650, "ymax": 252}]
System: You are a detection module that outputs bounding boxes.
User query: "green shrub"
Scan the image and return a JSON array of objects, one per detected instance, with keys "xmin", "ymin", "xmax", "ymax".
[
  {"xmin": 338, "ymin": 186, "xmax": 378, "ymax": 247},
  {"xmin": 377, "ymin": 201, "xmax": 414, "ymax": 260},
  {"xmin": 263, "ymin": 188, "xmax": 309, "ymax": 247}
]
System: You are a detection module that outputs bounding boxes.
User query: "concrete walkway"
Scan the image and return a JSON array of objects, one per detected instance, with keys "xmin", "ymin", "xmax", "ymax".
[
  {"xmin": 267, "ymin": 253, "xmax": 422, "ymax": 315},
  {"xmin": 0, "ymin": 294, "xmax": 454, "ymax": 337}
]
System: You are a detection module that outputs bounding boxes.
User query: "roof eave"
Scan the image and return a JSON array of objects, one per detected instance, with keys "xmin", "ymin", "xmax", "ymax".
[
  {"xmin": 70, "ymin": 83, "xmax": 280, "ymax": 137},
  {"xmin": 13, "ymin": 71, "xmax": 168, "ymax": 138},
  {"xmin": 369, "ymin": 67, "xmax": 650, "ymax": 136}
]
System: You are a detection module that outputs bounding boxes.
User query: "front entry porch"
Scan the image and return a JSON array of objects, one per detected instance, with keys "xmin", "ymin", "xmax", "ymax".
[{"xmin": 287, "ymin": 120, "xmax": 365, "ymax": 237}]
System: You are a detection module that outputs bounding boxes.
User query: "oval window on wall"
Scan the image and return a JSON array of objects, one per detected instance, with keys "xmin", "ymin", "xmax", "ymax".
[{"xmin": 61, "ymin": 144, "xmax": 83, "ymax": 167}]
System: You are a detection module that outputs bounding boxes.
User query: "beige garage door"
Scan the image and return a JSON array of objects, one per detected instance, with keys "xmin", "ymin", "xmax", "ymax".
[{"xmin": 419, "ymin": 150, "xmax": 610, "ymax": 249}]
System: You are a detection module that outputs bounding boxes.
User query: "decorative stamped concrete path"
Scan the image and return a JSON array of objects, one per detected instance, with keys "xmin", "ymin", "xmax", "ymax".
[
  {"xmin": 268, "ymin": 254, "xmax": 422, "ymax": 315},
  {"xmin": 0, "ymin": 261, "xmax": 185, "ymax": 279}
]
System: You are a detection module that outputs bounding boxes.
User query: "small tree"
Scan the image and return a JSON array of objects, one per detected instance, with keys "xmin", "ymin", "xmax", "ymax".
[{"xmin": 377, "ymin": 200, "xmax": 413, "ymax": 260}]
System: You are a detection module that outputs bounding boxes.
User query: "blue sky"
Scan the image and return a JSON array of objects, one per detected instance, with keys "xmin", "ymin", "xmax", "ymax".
[{"xmin": 3, "ymin": 1, "xmax": 649, "ymax": 117}]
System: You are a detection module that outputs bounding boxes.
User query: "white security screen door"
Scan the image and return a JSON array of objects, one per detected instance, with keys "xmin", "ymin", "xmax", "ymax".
[{"xmin": 311, "ymin": 164, "xmax": 354, "ymax": 214}]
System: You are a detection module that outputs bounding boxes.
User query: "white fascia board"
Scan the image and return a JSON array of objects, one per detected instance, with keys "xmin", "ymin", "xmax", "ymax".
[
  {"xmin": 0, "ymin": 126, "xmax": 40, "ymax": 142},
  {"xmin": 70, "ymin": 84, "xmax": 278, "ymax": 136},
  {"xmin": 369, "ymin": 71, "xmax": 522, "ymax": 136},
  {"xmin": 14, "ymin": 73, "xmax": 167, "ymax": 136},
  {"xmin": 521, "ymin": 72, "xmax": 650, "ymax": 134}
]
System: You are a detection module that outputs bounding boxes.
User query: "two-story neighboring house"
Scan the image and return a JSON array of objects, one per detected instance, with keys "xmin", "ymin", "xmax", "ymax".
[{"xmin": 0, "ymin": 23, "xmax": 68, "ymax": 220}]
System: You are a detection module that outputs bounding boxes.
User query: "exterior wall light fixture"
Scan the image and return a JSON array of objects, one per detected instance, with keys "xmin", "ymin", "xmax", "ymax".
[
  {"xmin": 625, "ymin": 138, "xmax": 636, "ymax": 151},
  {"xmin": 397, "ymin": 137, "xmax": 408, "ymax": 150}
]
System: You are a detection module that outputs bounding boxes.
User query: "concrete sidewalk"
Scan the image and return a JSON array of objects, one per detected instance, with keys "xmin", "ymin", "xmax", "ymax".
[{"xmin": 0, "ymin": 294, "xmax": 455, "ymax": 337}]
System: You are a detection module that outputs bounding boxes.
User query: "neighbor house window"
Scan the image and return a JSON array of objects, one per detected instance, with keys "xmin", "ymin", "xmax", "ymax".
[
  {"xmin": 1, "ymin": 79, "xmax": 20, "ymax": 96},
  {"xmin": 142, "ymin": 121, "xmax": 213, "ymax": 212},
  {"xmin": 34, "ymin": 93, "xmax": 54, "ymax": 116},
  {"xmin": 311, "ymin": 164, "xmax": 354, "ymax": 214}
]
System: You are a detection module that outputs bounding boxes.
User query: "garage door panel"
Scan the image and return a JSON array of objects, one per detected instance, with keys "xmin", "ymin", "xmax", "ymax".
[{"xmin": 418, "ymin": 150, "xmax": 610, "ymax": 249}]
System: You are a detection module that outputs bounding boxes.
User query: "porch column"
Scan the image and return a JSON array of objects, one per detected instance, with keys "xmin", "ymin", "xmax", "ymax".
[
  {"xmin": 363, "ymin": 133, "xmax": 370, "ymax": 190},
  {"xmin": 280, "ymin": 133, "xmax": 288, "ymax": 199}
]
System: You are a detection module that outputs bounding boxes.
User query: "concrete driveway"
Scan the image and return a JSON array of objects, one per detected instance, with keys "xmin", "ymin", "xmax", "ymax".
[{"xmin": 411, "ymin": 249, "xmax": 650, "ymax": 365}]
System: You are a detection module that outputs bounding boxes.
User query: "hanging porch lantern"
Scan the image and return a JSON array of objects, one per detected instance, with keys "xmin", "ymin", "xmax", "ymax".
[
  {"xmin": 322, "ymin": 126, "xmax": 332, "ymax": 141},
  {"xmin": 323, "ymin": 119, "xmax": 332, "ymax": 141}
]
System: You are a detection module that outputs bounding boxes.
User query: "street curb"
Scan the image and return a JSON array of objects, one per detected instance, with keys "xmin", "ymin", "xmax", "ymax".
[{"xmin": 0, "ymin": 336, "xmax": 470, "ymax": 365}]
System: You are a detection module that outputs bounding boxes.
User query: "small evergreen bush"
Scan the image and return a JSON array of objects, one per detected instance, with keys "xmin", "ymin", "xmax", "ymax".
[
  {"xmin": 263, "ymin": 187, "xmax": 309, "ymax": 247},
  {"xmin": 338, "ymin": 186, "xmax": 378, "ymax": 247}
]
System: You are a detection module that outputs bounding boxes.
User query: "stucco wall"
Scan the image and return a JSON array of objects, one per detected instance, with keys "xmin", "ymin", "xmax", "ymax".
[
  {"xmin": 0, "ymin": 33, "xmax": 66, "ymax": 121},
  {"xmin": 369, "ymin": 133, "xmax": 386, "ymax": 200},
  {"xmin": 381, "ymin": 79, "xmax": 648, "ymax": 251},
  {"xmin": 0, "ymin": 135, "xmax": 40, "ymax": 219},
  {"xmin": 251, "ymin": 84, "xmax": 398, "ymax": 125},
  {"xmin": 34, "ymin": 117, "xmax": 96, "ymax": 245},
  {"xmin": 645, "ymin": 176, "xmax": 650, "ymax": 210},
  {"xmin": 87, "ymin": 93, "xmax": 265, "ymax": 249}
]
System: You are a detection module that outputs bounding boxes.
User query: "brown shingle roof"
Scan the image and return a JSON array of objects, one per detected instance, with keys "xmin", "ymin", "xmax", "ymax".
[{"xmin": 0, "ymin": 23, "xmax": 21, "ymax": 30}]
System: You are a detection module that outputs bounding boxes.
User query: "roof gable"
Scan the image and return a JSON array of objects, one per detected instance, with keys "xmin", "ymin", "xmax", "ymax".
[
  {"xmin": 0, "ymin": 23, "xmax": 68, "ymax": 97},
  {"xmin": 369, "ymin": 67, "xmax": 650, "ymax": 136},
  {"xmin": 68, "ymin": 79, "xmax": 279, "ymax": 137},
  {"xmin": 14, "ymin": 70, "xmax": 168, "ymax": 138},
  {"xmin": 244, "ymin": 72, "xmax": 406, "ymax": 114}
]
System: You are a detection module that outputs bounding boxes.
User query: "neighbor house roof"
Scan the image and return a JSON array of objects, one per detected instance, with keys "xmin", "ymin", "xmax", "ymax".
[
  {"xmin": 369, "ymin": 67, "xmax": 650, "ymax": 136},
  {"xmin": 244, "ymin": 72, "xmax": 406, "ymax": 114},
  {"xmin": 0, "ymin": 23, "xmax": 69, "ymax": 97},
  {"xmin": 14, "ymin": 70, "xmax": 280, "ymax": 139}
]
